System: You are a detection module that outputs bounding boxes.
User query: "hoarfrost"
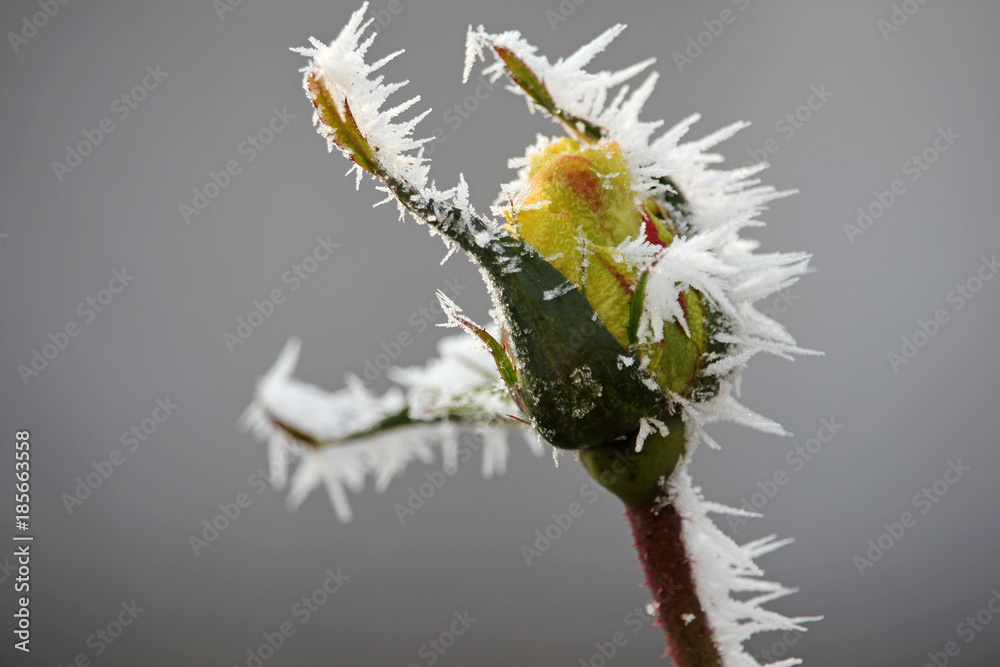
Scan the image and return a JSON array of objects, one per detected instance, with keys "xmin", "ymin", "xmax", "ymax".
[
  {"xmin": 666, "ymin": 463, "xmax": 822, "ymax": 666},
  {"xmin": 635, "ymin": 416, "xmax": 668, "ymax": 453},
  {"xmin": 294, "ymin": 3, "xmax": 433, "ymax": 196},
  {"xmin": 241, "ymin": 334, "xmax": 527, "ymax": 521}
]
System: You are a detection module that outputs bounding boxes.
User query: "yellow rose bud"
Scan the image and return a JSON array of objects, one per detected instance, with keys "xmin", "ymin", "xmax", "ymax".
[{"xmin": 509, "ymin": 138, "xmax": 707, "ymax": 396}]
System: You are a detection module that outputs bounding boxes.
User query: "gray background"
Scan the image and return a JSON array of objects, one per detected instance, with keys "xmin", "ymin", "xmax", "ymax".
[{"xmin": 2, "ymin": 0, "xmax": 999, "ymax": 665}]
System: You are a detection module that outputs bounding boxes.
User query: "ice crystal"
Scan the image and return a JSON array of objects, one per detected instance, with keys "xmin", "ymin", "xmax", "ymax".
[{"xmin": 666, "ymin": 464, "xmax": 822, "ymax": 666}]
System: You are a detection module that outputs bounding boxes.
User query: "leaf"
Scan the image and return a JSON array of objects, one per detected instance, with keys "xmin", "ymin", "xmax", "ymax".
[
  {"xmin": 446, "ymin": 313, "xmax": 521, "ymax": 401},
  {"xmin": 307, "ymin": 73, "xmax": 381, "ymax": 175},
  {"xmin": 492, "ymin": 45, "xmax": 604, "ymax": 143},
  {"xmin": 627, "ymin": 269, "xmax": 650, "ymax": 349},
  {"xmin": 484, "ymin": 244, "xmax": 662, "ymax": 450}
]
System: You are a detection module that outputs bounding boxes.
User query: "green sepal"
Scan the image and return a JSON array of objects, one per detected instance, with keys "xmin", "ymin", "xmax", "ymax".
[
  {"xmin": 307, "ymin": 73, "xmax": 381, "ymax": 176},
  {"xmin": 481, "ymin": 244, "xmax": 662, "ymax": 450},
  {"xmin": 492, "ymin": 45, "xmax": 603, "ymax": 143},
  {"xmin": 627, "ymin": 269, "xmax": 650, "ymax": 349},
  {"xmin": 448, "ymin": 314, "xmax": 521, "ymax": 399}
]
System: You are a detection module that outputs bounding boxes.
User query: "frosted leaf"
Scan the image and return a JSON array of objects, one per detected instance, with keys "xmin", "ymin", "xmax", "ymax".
[
  {"xmin": 241, "ymin": 333, "xmax": 529, "ymax": 520},
  {"xmin": 296, "ymin": 4, "xmax": 513, "ymax": 255},
  {"xmin": 294, "ymin": 3, "xmax": 433, "ymax": 195},
  {"xmin": 240, "ymin": 337, "xmax": 406, "ymax": 445}
]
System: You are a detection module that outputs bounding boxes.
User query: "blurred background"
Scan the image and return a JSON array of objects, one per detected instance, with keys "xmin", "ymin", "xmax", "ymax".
[{"xmin": 2, "ymin": 1, "xmax": 999, "ymax": 665}]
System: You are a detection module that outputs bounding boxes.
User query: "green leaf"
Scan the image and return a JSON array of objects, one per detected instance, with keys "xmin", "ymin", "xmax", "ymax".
[
  {"xmin": 483, "ymin": 245, "xmax": 662, "ymax": 450},
  {"xmin": 627, "ymin": 269, "xmax": 650, "ymax": 349},
  {"xmin": 492, "ymin": 45, "xmax": 603, "ymax": 143},
  {"xmin": 447, "ymin": 313, "xmax": 522, "ymax": 403},
  {"xmin": 307, "ymin": 73, "xmax": 381, "ymax": 175}
]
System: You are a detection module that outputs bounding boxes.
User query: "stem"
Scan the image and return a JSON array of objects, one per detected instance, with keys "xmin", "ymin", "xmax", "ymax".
[
  {"xmin": 580, "ymin": 422, "xmax": 724, "ymax": 666},
  {"xmin": 625, "ymin": 498, "xmax": 722, "ymax": 667},
  {"xmin": 263, "ymin": 407, "xmax": 514, "ymax": 449}
]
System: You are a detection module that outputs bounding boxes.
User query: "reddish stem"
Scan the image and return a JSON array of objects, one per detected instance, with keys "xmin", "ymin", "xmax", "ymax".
[
  {"xmin": 580, "ymin": 422, "xmax": 723, "ymax": 664},
  {"xmin": 624, "ymin": 499, "xmax": 723, "ymax": 667}
]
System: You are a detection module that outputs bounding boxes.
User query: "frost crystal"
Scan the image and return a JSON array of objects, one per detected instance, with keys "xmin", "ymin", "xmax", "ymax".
[
  {"xmin": 635, "ymin": 416, "xmax": 668, "ymax": 453},
  {"xmin": 666, "ymin": 464, "xmax": 822, "ymax": 667}
]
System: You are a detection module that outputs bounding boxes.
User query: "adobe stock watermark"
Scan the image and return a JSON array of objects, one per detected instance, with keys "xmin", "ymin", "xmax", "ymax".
[
  {"xmin": 231, "ymin": 567, "xmax": 349, "ymax": 667},
  {"xmin": 877, "ymin": 0, "xmax": 933, "ymax": 41},
  {"xmin": 393, "ymin": 430, "xmax": 486, "ymax": 524},
  {"xmin": 672, "ymin": 0, "xmax": 752, "ymax": 73},
  {"xmin": 223, "ymin": 235, "xmax": 340, "ymax": 353},
  {"xmin": 61, "ymin": 397, "xmax": 179, "ymax": 515},
  {"xmin": 179, "ymin": 106, "xmax": 295, "ymax": 224},
  {"xmin": 921, "ymin": 587, "xmax": 1000, "ymax": 667},
  {"xmin": 11, "ymin": 542, "xmax": 31, "ymax": 652},
  {"xmin": 577, "ymin": 603, "xmax": 656, "ymax": 667},
  {"xmin": 726, "ymin": 416, "xmax": 844, "ymax": 534},
  {"xmin": 853, "ymin": 458, "xmax": 970, "ymax": 576},
  {"xmin": 188, "ymin": 445, "xmax": 299, "ymax": 558},
  {"xmin": 188, "ymin": 466, "xmax": 275, "ymax": 557},
  {"xmin": 421, "ymin": 78, "xmax": 499, "ymax": 159},
  {"xmin": 887, "ymin": 253, "xmax": 998, "ymax": 373},
  {"xmin": 545, "ymin": 0, "xmax": 590, "ymax": 31},
  {"xmin": 213, "ymin": 0, "xmax": 245, "ymax": 22},
  {"xmin": 17, "ymin": 268, "xmax": 135, "ymax": 386},
  {"xmin": 406, "ymin": 610, "xmax": 477, "ymax": 667},
  {"xmin": 51, "ymin": 65, "xmax": 169, "ymax": 182},
  {"xmin": 352, "ymin": 276, "xmax": 468, "ymax": 384},
  {"xmin": 7, "ymin": 0, "xmax": 73, "ymax": 55},
  {"xmin": 740, "ymin": 85, "xmax": 833, "ymax": 170},
  {"xmin": 758, "ymin": 287, "xmax": 801, "ymax": 321},
  {"xmin": 367, "ymin": 0, "xmax": 417, "ymax": 30},
  {"xmin": 521, "ymin": 475, "xmax": 616, "ymax": 566},
  {"xmin": 843, "ymin": 125, "xmax": 959, "ymax": 244},
  {"xmin": 752, "ymin": 628, "xmax": 807, "ymax": 665},
  {"xmin": 56, "ymin": 600, "xmax": 145, "ymax": 667}
]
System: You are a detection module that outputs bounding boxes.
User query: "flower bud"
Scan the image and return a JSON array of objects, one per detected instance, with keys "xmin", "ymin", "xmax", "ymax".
[{"xmin": 508, "ymin": 138, "xmax": 708, "ymax": 398}]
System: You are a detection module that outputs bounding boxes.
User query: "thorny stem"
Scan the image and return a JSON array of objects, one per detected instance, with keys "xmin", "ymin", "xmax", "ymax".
[
  {"xmin": 581, "ymin": 423, "xmax": 724, "ymax": 666},
  {"xmin": 626, "ymin": 499, "xmax": 723, "ymax": 666}
]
